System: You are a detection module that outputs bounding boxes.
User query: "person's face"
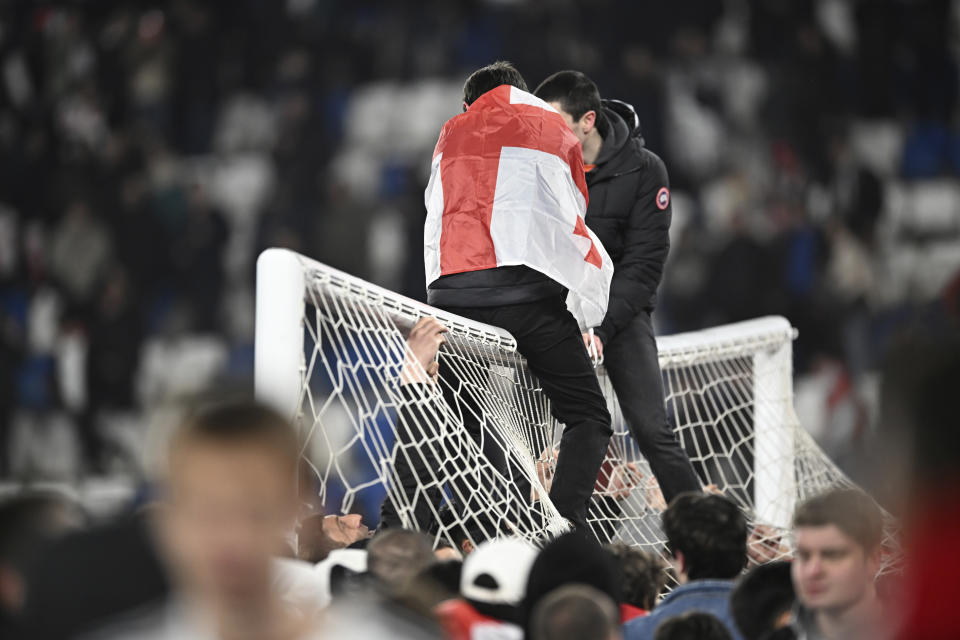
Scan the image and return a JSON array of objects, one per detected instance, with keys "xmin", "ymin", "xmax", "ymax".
[
  {"xmin": 161, "ymin": 440, "xmax": 297, "ymax": 605},
  {"xmin": 548, "ymin": 102, "xmax": 594, "ymax": 147},
  {"xmin": 320, "ymin": 514, "xmax": 369, "ymax": 546},
  {"xmin": 792, "ymin": 525, "xmax": 879, "ymax": 614}
]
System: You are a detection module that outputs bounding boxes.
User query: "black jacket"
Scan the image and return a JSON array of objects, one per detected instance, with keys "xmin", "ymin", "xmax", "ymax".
[{"xmin": 587, "ymin": 100, "xmax": 672, "ymax": 344}]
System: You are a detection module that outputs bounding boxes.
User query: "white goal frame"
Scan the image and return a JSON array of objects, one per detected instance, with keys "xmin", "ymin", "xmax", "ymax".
[{"xmin": 254, "ymin": 248, "xmax": 798, "ymax": 529}]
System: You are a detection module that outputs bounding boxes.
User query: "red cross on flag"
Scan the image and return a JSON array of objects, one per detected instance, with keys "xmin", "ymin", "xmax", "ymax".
[{"xmin": 424, "ymin": 84, "xmax": 613, "ymax": 329}]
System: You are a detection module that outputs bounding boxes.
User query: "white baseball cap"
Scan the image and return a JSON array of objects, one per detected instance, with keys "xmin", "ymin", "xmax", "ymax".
[{"xmin": 461, "ymin": 538, "xmax": 539, "ymax": 605}]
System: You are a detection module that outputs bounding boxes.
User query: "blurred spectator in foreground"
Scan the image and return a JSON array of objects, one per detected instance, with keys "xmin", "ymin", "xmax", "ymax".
[
  {"xmin": 436, "ymin": 537, "xmax": 537, "ymax": 640},
  {"xmin": 789, "ymin": 488, "xmax": 886, "ymax": 640},
  {"xmin": 876, "ymin": 335, "xmax": 960, "ymax": 639},
  {"xmin": 0, "ymin": 493, "xmax": 83, "ymax": 637},
  {"xmin": 531, "ymin": 584, "xmax": 621, "ymax": 640},
  {"xmin": 93, "ymin": 401, "xmax": 316, "ymax": 639},
  {"xmin": 654, "ymin": 611, "xmax": 733, "ymax": 640},
  {"xmin": 730, "ymin": 561, "xmax": 795, "ymax": 640},
  {"xmin": 605, "ymin": 543, "xmax": 668, "ymax": 620},
  {"xmin": 624, "ymin": 493, "xmax": 747, "ymax": 640}
]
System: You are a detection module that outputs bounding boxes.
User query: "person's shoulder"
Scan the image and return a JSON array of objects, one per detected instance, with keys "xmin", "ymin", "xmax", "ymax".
[{"xmin": 623, "ymin": 610, "xmax": 656, "ymax": 640}]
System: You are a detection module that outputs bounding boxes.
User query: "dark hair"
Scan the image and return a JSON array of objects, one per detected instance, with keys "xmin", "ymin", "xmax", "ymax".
[
  {"xmin": 655, "ymin": 612, "xmax": 734, "ymax": 640},
  {"xmin": 731, "ymin": 561, "xmax": 795, "ymax": 640},
  {"xmin": 662, "ymin": 493, "xmax": 747, "ymax": 581},
  {"xmin": 463, "ymin": 61, "xmax": 527, "ymax": 106},
  {"xmin": 522, "ymin": 533, "xmax": 620, "ymax": 637},
  {"xmin": 533, "ymin": 70, "xmax": 602, "ymax": 121},
  {"xmin": 170, "ymin": 401, "xmax": 299, "ymax": 470},
  {"xmin": 367, "ymin": 529, "xmax": 435, "ymax": 594},
  {"xmin": 531, "ymin": 584, "xmax": 620, "ymax": 640},
  {"xmin": 605, "ymin": 543, "xmax": 667, "ymax": 610},
  {"xmin": 792, "ymin": 488, "xmax": 883, "ymax": 552}
]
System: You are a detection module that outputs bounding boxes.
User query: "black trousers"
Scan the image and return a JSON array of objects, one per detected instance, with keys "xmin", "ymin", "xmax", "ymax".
[
  {"xmin": 439, "ymin": 296, "xmax": 613, "ymax": 530},
  {"xmin": 603, "ymin": 310, "xmax": 701, "ymax": 504}
]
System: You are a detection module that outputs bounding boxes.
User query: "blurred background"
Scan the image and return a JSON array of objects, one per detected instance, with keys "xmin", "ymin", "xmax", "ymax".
[{"xmin": 0, "ymin": 0, "xmax": 959, "ymax": 507}]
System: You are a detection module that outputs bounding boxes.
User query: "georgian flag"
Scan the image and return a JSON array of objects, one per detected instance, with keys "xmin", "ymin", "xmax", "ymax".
[{"xmin": 424, "ymin": 85, "xmax": 613, "ymax": 329}]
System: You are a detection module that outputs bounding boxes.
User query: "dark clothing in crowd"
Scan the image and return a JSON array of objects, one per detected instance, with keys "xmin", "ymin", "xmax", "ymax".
[
  {"xmin": 20, "ymin": 514, "xmax": 169, "ymax": 639},
  {"xmin": 585, "ymin": 101, "xmax": 701, "ymax": 503}
]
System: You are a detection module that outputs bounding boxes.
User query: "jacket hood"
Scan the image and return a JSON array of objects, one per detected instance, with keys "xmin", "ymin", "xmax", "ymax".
[{"xmin": 594, "ymin": 99, "xmax": 645, "ymax": 168}]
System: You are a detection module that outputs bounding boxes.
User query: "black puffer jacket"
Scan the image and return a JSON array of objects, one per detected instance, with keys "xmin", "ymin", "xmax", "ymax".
[{"xmin": 587, "ymin": 100, "xmax": 672, "ymax": 344}]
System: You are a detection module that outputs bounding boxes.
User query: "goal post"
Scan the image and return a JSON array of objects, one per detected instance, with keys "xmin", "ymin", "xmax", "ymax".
[{"xmin": 254, "ymin": 248, "xmax": 868, "ymax": 558}]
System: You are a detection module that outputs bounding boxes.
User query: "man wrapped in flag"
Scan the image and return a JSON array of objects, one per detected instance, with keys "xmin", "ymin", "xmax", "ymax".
[{"xmin": 421, "ymin": 61, "xmax": 614, "ymax": 532}]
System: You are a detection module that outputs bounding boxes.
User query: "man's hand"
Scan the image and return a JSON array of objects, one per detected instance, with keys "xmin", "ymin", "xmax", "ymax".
[
  {"xmin": 582, "ymin": 331, "xmax": 604, "ymax": 365},
  {"xmin": 400, "ymin": 317, "xmax": 448, "ymax": 385}
]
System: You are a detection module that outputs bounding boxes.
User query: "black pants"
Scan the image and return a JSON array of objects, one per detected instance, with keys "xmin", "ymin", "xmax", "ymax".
[
  {"xmin": 439, "ymin": 296, "xmax": 613, "ymax": 530},
  {"xmin": 604, "ymin": 310, "xmax": 701, "ymax": 504}
]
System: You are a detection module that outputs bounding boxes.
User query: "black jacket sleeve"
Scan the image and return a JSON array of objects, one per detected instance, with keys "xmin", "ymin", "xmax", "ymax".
[{"xmin": 597, "ymin": 151, "xmax": 671, "ymax": 344}]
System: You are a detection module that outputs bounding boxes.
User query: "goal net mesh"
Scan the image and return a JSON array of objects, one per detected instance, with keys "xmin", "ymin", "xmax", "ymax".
[{"xmin": 260, "ymin": 251, "xmax": 899, "ymax": 573}]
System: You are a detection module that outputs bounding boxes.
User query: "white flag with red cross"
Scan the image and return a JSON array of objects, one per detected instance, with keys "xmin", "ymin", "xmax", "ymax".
[{"xmin": 423, "ymin": 84, "xmax": 613, "ymax": 329}]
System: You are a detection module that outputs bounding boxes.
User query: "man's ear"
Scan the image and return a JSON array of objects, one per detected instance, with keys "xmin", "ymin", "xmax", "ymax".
[
  {"xmin": 462, "ymin": 101, "xmax": 469, "ymax": 113},
  {"xmin": 673, "ymin": 550, "xmax": 688, "ymax": 577},
  {"xmin": 581, "ymin": 110, "xmax": 597, "ymax": 133}
]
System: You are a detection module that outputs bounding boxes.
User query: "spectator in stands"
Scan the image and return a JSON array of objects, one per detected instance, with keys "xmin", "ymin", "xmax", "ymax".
[
  {"xmin": 523, "ymin": 532, "xmax": 622, "ymax": 635},
  {"xmin": 435, "ymin": 537, "xmax": 537, "ymax": 640},
  {"xmin": 366, "ymin": 528, "xmax": 436, "ymax": 596},
  {"xmin": 531, "ymin": 584, "xmax": 621, "ymax": 640},
  {"xmin": 624, "ymin": 493, "xmax": 747, "ymax": 640},
  {"xmin": 606, "ymin": 543, "xmax": 667, "ymax": 620},
  {"xmin": 0, "ymin": 493, "xmax": 82, "ymax": 637},
  {"xmin": 789, "ymin": 488, "xmax": 886, "ymax": 640},
  {"xmin": 654, "ymin": 612, "xmax": 733, "ymax": 640},
  {"xmin": 730, "ymin": 561, "xmax": 795, "ymax": 640}
]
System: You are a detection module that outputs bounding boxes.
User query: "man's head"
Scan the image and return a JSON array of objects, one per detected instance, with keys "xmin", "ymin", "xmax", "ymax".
[
  {"xmin": 730, "ymin": 561, "xmax": 795, "ymax": 640},
  {"xmin": 533, "ymin": 70, "xmax": 603, "ymax": 146},
  {"xmin": 461, "ymin": 538, "xmax": 538, "ymax": 623},
  {"xmin": 531, "ymin": 584, "xmax": 621, "ymax": 640},
  {"xmin": 791, "ymin": 488, "xmax": 883, "ymax": 614},
  {"xmin": 366, "ymin": 529, "xmax": 435, "ymax": 595},
  {"xmin": 523, "ymin": 533, "xmax": 620, "ymax": 636},
  {"xmin": 158, "ymin": 401, "xmax": 299, "ymax": 606},
  {"xmin": 662, "ymin": 492, "xmax": 747, "ymax": 582},
  {"xmin": 654, "ymin": 612, "xmax": 733, "ymax": 640},
  {"xmin": 462, "ymin": 61, "xmax": 527, "ymax": 108},
  {"xmin": 605, "ymin": 543, "xmax": 667, "ymax": 611}
]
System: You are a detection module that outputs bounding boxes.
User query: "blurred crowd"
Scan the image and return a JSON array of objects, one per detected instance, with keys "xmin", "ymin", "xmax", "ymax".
[
  {"xmin": 1, "ymin": 0, "xmax": 959, "ymax": 481},
  {"xmin": 1, "ymin": 333, "xmax": 957, "ymax": 640},
  {"xmin": 0, "ymin": 399, "xmax": 924, "ymax": 640}
]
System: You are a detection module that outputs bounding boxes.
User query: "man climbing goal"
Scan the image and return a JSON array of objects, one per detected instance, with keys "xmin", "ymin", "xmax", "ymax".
[{"xmin": 422, "ymin": 61, "xmax": 614, "ymax": 532}]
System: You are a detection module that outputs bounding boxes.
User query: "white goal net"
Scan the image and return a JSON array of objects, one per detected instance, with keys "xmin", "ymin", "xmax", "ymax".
[{"xmin": 255, "ymin": 248, "xmax": 898, "ymax": 570}]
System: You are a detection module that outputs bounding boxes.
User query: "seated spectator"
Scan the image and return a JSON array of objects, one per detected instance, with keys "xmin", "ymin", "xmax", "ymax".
[
  {"xmin": 654, "ymin": 612, "xmax": 733, "ymax": 640},
  {"xmin": 531, "ymin": 584, "xmax": 621, "ymax": 640},
  {"xmin": 606, "ymin": 543, "xmax": 668, "ymax": 620},
  {"xmin": 436, "ymin": 537, "xmax": 537, "ymax": 640},
  {"xmin": 789, "ymin": 488, "xmax": 886, "ymax": 640},
  {"xmin": 366, "ymin": 528, "xmax": 436, "ymax": 596},
  {"xmin": 730, "ymin": 561, "xmax": 795, "ymax": 640},
  {"xmin": 523, "ymin": 532, "xmax": 622, "ymax": 635},
  {"xmin": 623, "ymin": 493, "xmax": 747, "ymax": 640}
]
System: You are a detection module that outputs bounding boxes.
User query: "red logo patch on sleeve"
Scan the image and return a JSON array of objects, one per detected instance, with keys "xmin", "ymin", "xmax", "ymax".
[{"xmin": 656, "ymin": 187, "xmax": 670, "ymax": 211}]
